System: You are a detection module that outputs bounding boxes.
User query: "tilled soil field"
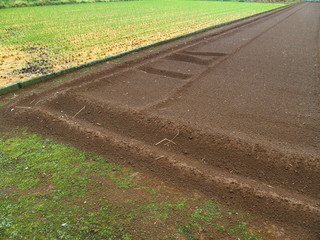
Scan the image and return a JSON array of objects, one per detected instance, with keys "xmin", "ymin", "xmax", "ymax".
[{"xmin": 1, "ymin": 2, "xmax": 319, "ymax": 239}]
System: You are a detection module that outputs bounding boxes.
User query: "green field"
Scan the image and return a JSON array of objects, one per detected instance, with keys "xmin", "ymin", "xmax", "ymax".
[
  {"xmin": 0, "ymin": 0, "xmax": 285, "ymax": 86},
  {"xmin": 0, "ymin": 0, "xmax": 122, "ymax": 8}
]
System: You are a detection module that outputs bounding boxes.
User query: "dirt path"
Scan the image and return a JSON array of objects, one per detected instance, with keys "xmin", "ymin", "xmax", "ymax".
[{"xmin": 1, "ymin": 2, "xmax": 319, "ymax": 239}]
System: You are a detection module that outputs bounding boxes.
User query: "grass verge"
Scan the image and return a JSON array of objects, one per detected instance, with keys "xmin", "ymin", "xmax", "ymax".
[{"xmin": 0, "ymin": 129, "xmax": 278, "ymax": 239}]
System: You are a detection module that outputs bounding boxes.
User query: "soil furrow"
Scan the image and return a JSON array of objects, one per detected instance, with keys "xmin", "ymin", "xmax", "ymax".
[
  {"xmin": 6, "ymin": 106, "xmax": 320, "ymax": 237},
  {"xmin": 38, "ymin": 92, "xmax": 320, "ymax": 199},
  {"xmin": 138, "ymin": 66, "xmax": 192, "ymax": 80}
]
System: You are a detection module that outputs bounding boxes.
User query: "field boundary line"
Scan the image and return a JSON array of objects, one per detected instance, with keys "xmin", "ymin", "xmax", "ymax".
[{"xmin": 0, "ymin": 3, "xmax": 293, "ymax": 96}]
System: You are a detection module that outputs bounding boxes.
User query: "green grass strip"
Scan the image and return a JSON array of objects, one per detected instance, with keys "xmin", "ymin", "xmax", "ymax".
[{"xmin": 0, "ymin": 129, "xmax": 272, "ymax": 239}]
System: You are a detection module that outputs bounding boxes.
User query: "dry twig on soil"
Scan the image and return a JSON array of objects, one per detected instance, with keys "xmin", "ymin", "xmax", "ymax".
[
  {"xmin": 155, "ymin": 130, "xmax": 180, "ymax": 146},
  {"xmin": 72, "ymin": 106, "xmax": 86, "ymax": 118}
]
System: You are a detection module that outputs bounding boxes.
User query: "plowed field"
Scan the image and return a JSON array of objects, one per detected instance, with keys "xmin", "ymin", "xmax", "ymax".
[{"xmin": 1, "ymin": 2, "xmax": 319, "ymax": 239}]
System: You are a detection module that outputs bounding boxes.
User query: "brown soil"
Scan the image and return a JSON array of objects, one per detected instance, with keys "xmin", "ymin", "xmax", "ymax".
[{"xmin": 0, "ymin": 2, "xmax": 319, "ymax": 239}]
